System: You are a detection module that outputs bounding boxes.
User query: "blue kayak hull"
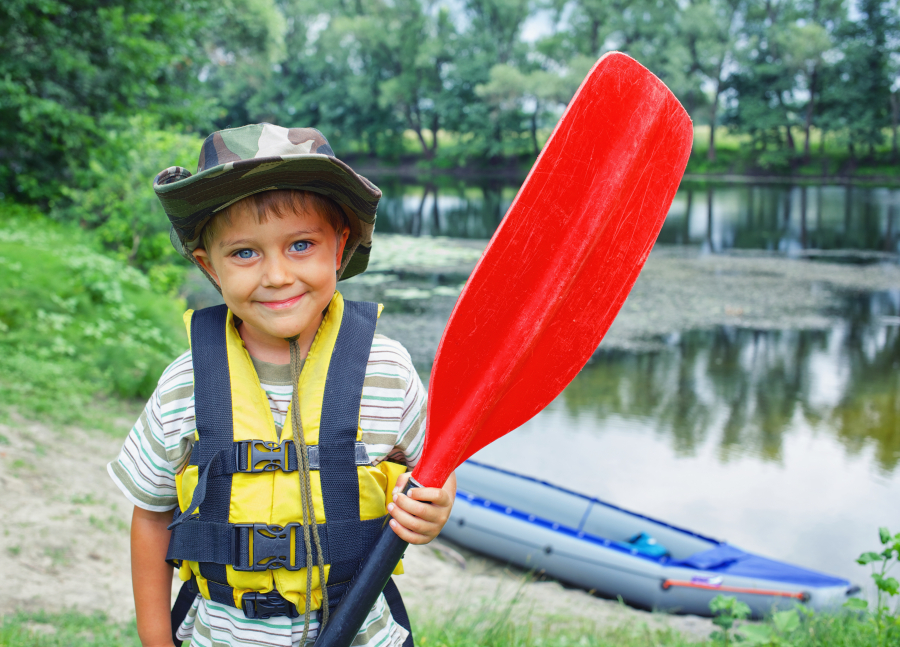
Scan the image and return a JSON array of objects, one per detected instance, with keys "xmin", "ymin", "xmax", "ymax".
[{"xmin": 440, "ymin": 461, "xmax": 857, "ymax": 618}]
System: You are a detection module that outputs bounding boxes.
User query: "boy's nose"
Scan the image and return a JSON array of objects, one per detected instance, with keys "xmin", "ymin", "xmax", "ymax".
[{"xmin": 261, "ymin": 254, "xmax": 295, "ymax": 288}]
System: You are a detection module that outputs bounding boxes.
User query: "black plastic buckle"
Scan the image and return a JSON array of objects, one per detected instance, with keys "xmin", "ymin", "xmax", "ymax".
[
  {"xmin": 234, "ymin": 523, "xmax": 301, "ymax": 571},
  {"xmin": 245, "ymin": 440, "xmax": 291, "ymax": 473},
  {"xmin": 241, "ymin": 590, "xmax": 300, "ymax": 620}
]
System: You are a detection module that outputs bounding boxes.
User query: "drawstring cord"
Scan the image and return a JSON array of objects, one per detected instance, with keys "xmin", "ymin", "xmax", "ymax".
[{"xmin": 288, "ymin": 336, "xmax": 329, "ymax": 643}]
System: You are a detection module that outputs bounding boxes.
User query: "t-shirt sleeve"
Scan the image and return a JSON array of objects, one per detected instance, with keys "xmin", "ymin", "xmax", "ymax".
[
  {"xmin": 361, "ymin": 335, "xmax": 427, "ymax": 468},
  {"xmin": 392, "ymin": 360, "xmax": 426, "ymax": 468},
  {"xmin": 107, "ymin": 351, "xmax": 196, "ymax": 512}
]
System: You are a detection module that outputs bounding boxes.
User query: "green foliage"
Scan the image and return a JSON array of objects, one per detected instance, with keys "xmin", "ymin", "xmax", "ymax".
[
  {"xmin": 847, "ymin": 527, "xmax": 900, "ymax": 647},
  {"xmin": 53, "ymin": 115, "xmax": 201, "ymax": 281},
  {"xmin": 739, "ymin": 610, "xmax": 801, "ymax": 646},
  {"xmin": 0, "ymin": 0, "xmax": 219, "ymax": 204},
  {"xmin": 2, "ymin": 0, "xmax": 899, "ymax": 223},
  {"xmin": 0, "ymin": 611, "xmax": 140, "ymax": 647},
  {"xmin": 0, "ymin": 204, "xmax": 186, "ymax": 426},
  {"xmin": 709, "ymin": 594, "xmax": 751, "ymax": 644}
]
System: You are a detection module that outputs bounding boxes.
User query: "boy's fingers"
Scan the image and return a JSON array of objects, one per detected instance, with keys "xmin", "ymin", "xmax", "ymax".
[
  {"xmin": 388, "ymin": 502, "xmax": 435, "ymax": 536},
  {"xmin": 393, "ymin": 492, "xmax": 448, "ymax": 522},
  {"xmin": 389, "ymin": 518, "xmax": 431, "ymax": 544},
  {"xmin": 405, "ymin": 486, "xmax": 450, "ymax": 506}
]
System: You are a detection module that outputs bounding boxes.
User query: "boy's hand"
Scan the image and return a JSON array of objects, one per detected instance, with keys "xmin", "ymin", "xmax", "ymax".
[{"xmin": 387, "ymin": 471, "xmax": 456, "ymax": 544}]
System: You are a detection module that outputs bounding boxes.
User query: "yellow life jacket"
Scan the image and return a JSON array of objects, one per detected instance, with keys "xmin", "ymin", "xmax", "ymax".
[{"xmin": 166, "ymin": 292, "xmax": 406, "ymax": 618}]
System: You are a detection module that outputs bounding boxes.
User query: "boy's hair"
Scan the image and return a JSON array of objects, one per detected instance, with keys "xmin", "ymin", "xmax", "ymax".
[{"xmin": 200, "ymin": 189, "xmax": 350, "ymax": 251}]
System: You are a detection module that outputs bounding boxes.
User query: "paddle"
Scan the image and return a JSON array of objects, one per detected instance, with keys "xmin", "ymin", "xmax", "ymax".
[{"xmin": 314, "ymin": 51, "xmax": 693, "ymax": 646}]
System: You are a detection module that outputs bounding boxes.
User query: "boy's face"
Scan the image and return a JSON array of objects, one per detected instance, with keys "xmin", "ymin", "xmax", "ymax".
[{"xmin": 192, "ymin": 202, "xmax": 349, "ymax": 349}]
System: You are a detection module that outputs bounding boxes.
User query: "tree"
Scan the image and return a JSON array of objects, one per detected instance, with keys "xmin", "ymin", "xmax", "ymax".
[
  {"xmin": 377, "ymin": 1, "xmax": 459, "ymax": 159},
  {"xmin": 0, "ymin": 0, "xmax": 287, "ymax": 204},
  {"xmin": 833, "ymin": 0, "xmax": 895, "ymax": 158},
  {"xmin": 0, "ymin": 0, "xmax": 217, "ymax": 203},
  {"xmin": 774, "ymin": 2, "xmax": 840, "ymax": 162},
  {"xmin": 452, "ymin": 0, "xmax": 536, "ymax": 159},
  {"xmin": 682, "ymin": 0, "xmax": 744, "ymax": 161}
]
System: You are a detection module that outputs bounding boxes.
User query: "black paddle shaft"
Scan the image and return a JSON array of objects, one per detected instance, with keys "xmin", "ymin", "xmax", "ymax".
[{"xmin": 314, "ymin": 479, "xmax": 419, "ymax": 647}]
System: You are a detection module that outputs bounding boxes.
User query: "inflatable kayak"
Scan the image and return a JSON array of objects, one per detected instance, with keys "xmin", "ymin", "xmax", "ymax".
[{"xmin": 441, "ymin": 461, "xmax": 859, "ymax": 617}]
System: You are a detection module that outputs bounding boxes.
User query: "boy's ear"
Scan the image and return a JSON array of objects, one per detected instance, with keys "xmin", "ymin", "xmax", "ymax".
[
  {"xmin": 192, "ymin": 248, "xmax": 221, "ymax": 287},
  {"xmin": 335, "ymin": 227, "xmax": 350, "ymax": 270}
]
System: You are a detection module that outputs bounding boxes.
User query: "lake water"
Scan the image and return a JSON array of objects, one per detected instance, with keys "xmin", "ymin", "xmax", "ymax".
[{"xmin": 369, "ymin": 178, "xmax": 900, "ymax": 588}]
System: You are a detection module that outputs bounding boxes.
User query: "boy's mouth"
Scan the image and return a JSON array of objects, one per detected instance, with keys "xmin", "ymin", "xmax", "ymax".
[{"xmin": 258, "ymin": 294, "xmax": 304, "ymax": 310}]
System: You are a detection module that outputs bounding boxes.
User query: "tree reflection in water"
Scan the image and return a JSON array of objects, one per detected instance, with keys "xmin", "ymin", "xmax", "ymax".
[
  {"xmin": 371, "ymin": 177, "xmax": 899, "ymax": 255},
  {"xmin": 563, "ymin": 290, "xmax": 900, "ymax": 471}
]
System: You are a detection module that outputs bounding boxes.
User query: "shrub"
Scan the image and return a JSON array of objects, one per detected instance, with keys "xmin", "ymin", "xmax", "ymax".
[{"xmin": 0, "ymin": 204, "xmax": 186, "ymax": 426}]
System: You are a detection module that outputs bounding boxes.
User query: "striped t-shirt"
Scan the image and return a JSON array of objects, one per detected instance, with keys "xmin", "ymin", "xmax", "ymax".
[{"xmin": 108, "ymin": 333, "xmax": 426, "ymax": 647}]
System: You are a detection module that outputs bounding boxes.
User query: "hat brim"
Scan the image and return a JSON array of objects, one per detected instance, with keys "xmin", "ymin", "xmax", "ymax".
[{"xmin": 155, "ymin": 154, "xmax": 380, "ymax": 281}]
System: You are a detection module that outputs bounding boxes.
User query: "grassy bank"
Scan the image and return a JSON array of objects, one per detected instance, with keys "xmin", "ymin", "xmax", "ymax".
[
  {"xmin": 0, "ymin": 606, "xmax": 896, "ymax": 647},
  {"xmin": 0, "ymin": 203, "xmax": 186, "ymax": 430}
]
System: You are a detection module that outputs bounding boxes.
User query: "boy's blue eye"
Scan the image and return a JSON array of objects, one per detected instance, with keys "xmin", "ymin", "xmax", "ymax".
[
  {"xmin": 291, "ymin": 241, "xmax": 311, "ymax": 252},
  {"xmin": 235, "ymin": 249, "xmax": 255, "ymax": 259}
]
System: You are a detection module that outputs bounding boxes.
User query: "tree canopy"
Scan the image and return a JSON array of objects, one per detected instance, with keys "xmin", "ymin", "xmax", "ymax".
[{"xmin": 2, "ymin": 0, "xmax": 899, "ymax": 209}]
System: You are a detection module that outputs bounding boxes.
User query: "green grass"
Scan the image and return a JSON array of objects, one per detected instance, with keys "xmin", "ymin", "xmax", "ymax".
[
  {"xmin": 687, "ymin": 125, "xmax": 900, "ymax": 179},
  {"xmin": 0, "ymin": 202, "xmax": 186, "ymax": 430},
  {"xmin": 1, "ymin": 606, "xmax": 897, "ymax": 647},
  {"xmin": 0, "ymin": 612, "xmax": 140, "ymax": 647}
]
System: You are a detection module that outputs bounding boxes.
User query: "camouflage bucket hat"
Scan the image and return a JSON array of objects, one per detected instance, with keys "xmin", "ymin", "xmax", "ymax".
[{"xmin": 154, "ymin": 123, "xmax": 380, "ymax": 282}]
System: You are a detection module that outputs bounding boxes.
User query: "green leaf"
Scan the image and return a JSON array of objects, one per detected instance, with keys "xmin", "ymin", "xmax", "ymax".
[
  {"xmin": 873, "ymin": 574, "xmax": 900, "ymax": 596},
  {"xmin": 772, "ymin": 609, "xmax": 800, "ymax": 634},
  {"xmin": 712, "ymin": 615, "xmax": 735, "ymax": 631},
  {"xmin": 843, "ymin": 597, "xmax": 869, "ymax": 610},
  {"xmin": 879, "ymin": 527, "xmax": 891, "ymax": 544},
  {"xmin": 857, "ymin": 552, "xmax": 883, "ymax": 565},
  {"xmin": 740, "ymin": 624, "xmax": 774, "ymax": 645}
]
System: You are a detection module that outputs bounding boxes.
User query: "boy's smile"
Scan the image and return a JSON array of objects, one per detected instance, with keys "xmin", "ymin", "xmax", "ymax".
[{"xmin": 192, "ymin": 203, "xmax": 349, "ymax": 362}]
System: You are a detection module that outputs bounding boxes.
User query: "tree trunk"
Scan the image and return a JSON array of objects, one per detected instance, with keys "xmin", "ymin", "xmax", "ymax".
[
  {"xmin": 590, "ymin": 18, "xmax": 601, "ymax": 55},
  {"xmin": 429, "ymin": 112, "xmax": 439, "ymax": 158},
  {"xmin": 406, "ymin": 105, "xmax": 434, "ymax": 160},
  {"xmin": 890, "ymin": 91, "xmax": 899, "ymax": 164},
  {"xmin": 530, "ymin": 110, "xmax": 539, "ymax": 158},
  {"xmin": 128, "ymin": 232, "xmax": 141, "ymax": 263},
  {"xmin": 708, "ymin": 79, "xmax": 721, "ymax": 162},
  {"xmin": 803, "ymin": 67, "xmax": 818, "ymax": 163},
  {"xmin": 785, "ymin": 125, "xmax": 795, "ymax": 153}
]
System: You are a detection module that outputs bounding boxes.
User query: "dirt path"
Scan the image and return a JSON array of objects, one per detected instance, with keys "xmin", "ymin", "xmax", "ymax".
[{"xmin": 0, "ymin": 413, "xmax": 713, "ymax": 639}]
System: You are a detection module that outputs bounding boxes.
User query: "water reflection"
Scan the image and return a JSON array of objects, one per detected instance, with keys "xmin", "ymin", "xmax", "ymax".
[
  {"xmin": 373, "ymin": 177, "xmax": 517, "ymax": 239},
  {"xmin": 371, "ymin": 176, "xmax": 900, "ymax": 255},
  {"xmin": 563, "ymin": 290, "xmax": 900, "ymax": 471},
  {"xmin": 663, "ymin": 185, "xmax": 900, "ymax": 255}
]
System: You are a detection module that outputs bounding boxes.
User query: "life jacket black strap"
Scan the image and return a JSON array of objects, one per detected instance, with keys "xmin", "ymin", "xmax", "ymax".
[
  {"xmin": 166, "ymin": 516, "xmax": 384, "ymax": 571},
  {"xmin": 383, "ymin": 578, "xmax": 414, "ymax": 647},
  {"xmin": 186, "ymin": 439, "xmax": 371, "ymax": 472},
  {"xmin": 170, "ymin": 574, "xmax": 415, "ymax": 635},
  {"xmin": 169, "ymin": 300, "xmax": 384, "ymax": 615}
]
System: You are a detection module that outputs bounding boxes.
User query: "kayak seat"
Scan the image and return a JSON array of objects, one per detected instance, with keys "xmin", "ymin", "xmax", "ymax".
[{"xmin": 612, "ymin": 532, "xmax": 670, "ymax": 559}]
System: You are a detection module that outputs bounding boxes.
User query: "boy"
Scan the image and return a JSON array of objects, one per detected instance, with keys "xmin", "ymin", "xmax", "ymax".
[{"xmin": 108, "ymin": 124, "xmax": 456, "ymax": 647}]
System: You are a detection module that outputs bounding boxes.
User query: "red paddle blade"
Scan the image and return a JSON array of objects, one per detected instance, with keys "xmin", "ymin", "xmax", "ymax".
[{"xmin": 412, "ymin": 52, "xmax": 693, "ymax": 487}]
